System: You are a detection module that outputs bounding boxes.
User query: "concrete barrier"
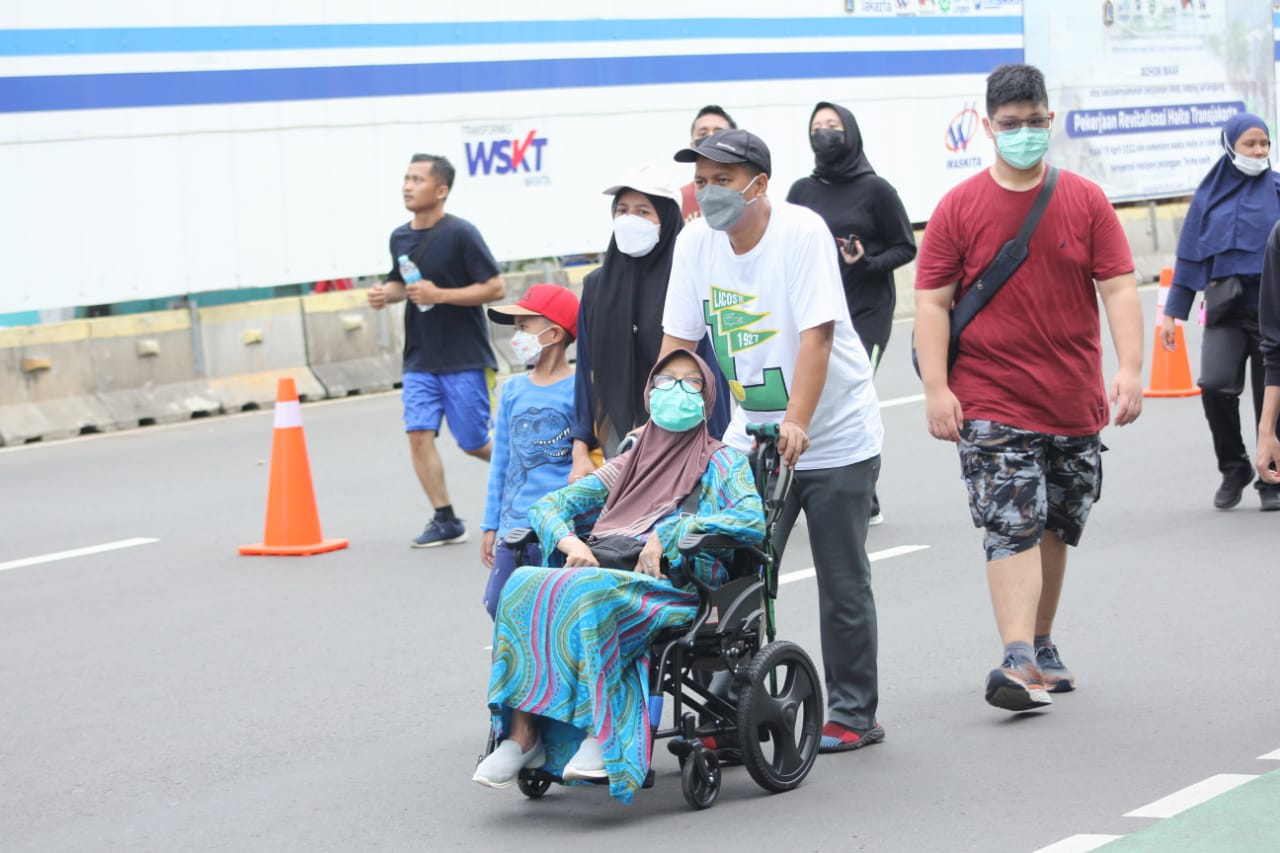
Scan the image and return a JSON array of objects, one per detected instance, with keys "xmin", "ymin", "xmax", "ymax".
[
  {"xmin": 0, "ymin": 321, "xmax": 116, "ymax": 445},
  {"xmin": 197, "ymin": 297, "xmax": 324, "ymax": 411},
  {"xmin": 385, "ymin": 300, "xmax": 406, "ymax": 383},
  {"xmin": 1117, "ymin": 201, "xmax": 1188, "ymax": 283},
  {"xmin": 89, "ymin": 309, "xmax": 221, "ymax": 428},
  {"xmin": 563, "ymin": 263, "xmax": 598, "ymax": 293},
  {"xmin": 301, "ymin": 290, "xmax": 401, "ymax": 397}
]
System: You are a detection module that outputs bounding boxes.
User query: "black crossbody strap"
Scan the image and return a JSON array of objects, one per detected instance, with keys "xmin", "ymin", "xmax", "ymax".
[
  {"xmin": 949, "ymin": 166, "xmax": 1059, "ymax": 339},
  {"xmin": 1008, "ymin": 166, "xmax": 1059, "ymax": 256}
]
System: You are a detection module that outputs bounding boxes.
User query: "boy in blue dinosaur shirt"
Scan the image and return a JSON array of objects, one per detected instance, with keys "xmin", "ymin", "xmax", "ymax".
[{"xmin": 480, "ymin": 284, "xmax": 580, "ymax": 617}]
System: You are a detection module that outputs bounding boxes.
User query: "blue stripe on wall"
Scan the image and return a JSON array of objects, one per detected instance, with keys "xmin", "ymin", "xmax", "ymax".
[
  {"xmin": 0, "ymin": 48, "xmax": 1022, "ymax": 114},
  {"xmin": 0, "ymin": 18, "xmax": 1023, "ymax": 56}
]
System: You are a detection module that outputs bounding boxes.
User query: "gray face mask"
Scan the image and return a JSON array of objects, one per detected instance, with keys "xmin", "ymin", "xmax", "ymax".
[{"xmin": 695, "ymin": 174, "xmax": 761, "ymax": 231}]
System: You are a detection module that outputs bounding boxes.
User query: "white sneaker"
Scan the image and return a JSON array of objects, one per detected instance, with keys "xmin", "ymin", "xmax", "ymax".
[
  {"xmin": 868, "ymin": 513, "xmax": 884, "ymax": 527},
  {"xmin": 472, "ymin": 738, "xmax": 544, "ymax": 789},
  {"xmin": 561, "ymin": 735, "xmax": 607, "ymax": 782}
]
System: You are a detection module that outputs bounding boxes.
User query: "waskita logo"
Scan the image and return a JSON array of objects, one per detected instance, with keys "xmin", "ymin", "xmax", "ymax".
[
  {"xmin": 464, "ymin": 130, "xmax": 549, "ymax": 180},
  {"xmin": 945, "ymin": 102, "xmax": 983, "ymax": 170}
]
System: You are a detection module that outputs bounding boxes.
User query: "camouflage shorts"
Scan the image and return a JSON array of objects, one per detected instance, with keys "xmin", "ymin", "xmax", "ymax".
[{"xmin": 957, "ymin": 420, "xmax": 1103, "ymax": 561}]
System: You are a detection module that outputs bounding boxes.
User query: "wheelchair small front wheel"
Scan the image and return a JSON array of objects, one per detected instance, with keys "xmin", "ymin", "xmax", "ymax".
[
  {"xmin": 680, "ymin": 749, "xmax": 721, "ymax": 810},
  {"xmin": 517, "ymin": 774, "xmax": 552, "ymax": 799},
  {"xmin": 736, "ymin": 639, "xmax": 823, "ymax": 793}
]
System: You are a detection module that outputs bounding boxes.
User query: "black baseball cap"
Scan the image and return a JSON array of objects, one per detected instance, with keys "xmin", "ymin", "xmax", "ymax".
[{"xmin": 674, "ymin": 128, "xmax": 772, "ymax": 177}]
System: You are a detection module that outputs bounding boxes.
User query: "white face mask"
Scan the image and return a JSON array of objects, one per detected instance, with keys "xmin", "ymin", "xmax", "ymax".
[
  {"xmin": 612, "ymin": 214, "xmax": 661, "ymax": 257},
  {"xmin": 510, "ymin": 328, "xmax": 548, "ymax": 365},
  {"xmin": 1232, "ymin": 153, "xmax": 1270, "ymax": 177}
]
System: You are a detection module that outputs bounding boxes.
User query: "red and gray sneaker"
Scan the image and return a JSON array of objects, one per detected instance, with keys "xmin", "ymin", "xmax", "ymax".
[
  {"xmin": 1035, "ymin": 644, "xmax": 1076, "ymax": 693},
  {"xmin": 819, "ymin": 721, "xmax": 885, "ymax": 753},
  {"xmin": 985, "ymin": 656, "xmax": 1052, "ymax": 711}
]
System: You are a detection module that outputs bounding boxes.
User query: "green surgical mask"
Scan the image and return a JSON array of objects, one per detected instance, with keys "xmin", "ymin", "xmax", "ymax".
[
  {"xmin": 995, "ymin": 127, "xmax": 1050, "ymax": 170},
  {"xmin": 648, "ymin": 384, "xmax": 706, "ymax": 432}
]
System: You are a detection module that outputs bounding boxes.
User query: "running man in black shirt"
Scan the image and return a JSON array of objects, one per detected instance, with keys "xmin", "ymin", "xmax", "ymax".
[{"xmin": 368, "ymin": 154, "xmax": 507, "ymax": 546}]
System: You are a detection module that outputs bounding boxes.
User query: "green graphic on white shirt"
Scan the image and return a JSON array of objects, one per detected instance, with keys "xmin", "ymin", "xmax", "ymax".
[{"xmin": 704, "ymin": 287, "xmax": 789, "ymax": 412}]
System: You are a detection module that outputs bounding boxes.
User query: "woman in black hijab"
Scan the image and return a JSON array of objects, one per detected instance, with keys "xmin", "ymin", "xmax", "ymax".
[
  {"xmin": 787, "ymin": 101, "xmax": 917, "ymax": 373},
  {"xmin": 569, "ymin": 167, "xmax": 731, "ymax": 481},
  {"xmin": 788, "ymin": 102, "xmax": 916, "ymax": 524}
]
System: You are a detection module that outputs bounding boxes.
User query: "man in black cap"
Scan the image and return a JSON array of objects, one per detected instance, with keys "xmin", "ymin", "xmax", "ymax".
[
  {"xmin": 660, "ymin": 128, "xmax": 887, "ymax": 753},
  {"xmin": 681, "ymin": 105, "xmax": 737, "ymax": 221}
]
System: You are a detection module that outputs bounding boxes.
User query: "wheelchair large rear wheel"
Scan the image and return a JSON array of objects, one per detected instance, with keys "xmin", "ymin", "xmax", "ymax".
[{"xmin": 735, "ymin": 640, "xmax": 822, "ymax": 792}]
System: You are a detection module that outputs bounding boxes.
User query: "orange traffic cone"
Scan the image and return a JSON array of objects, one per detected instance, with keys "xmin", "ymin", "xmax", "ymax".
[
  {"xmin": 239, "ymin": 378, "xmax": 349, "ymax": 556},
  {"xmin": 1144, "ymin": 267, "xmax": 1201, "ymax": 399}
]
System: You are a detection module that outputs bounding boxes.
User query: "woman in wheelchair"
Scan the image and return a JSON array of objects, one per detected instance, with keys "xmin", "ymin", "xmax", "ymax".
[{"xmin": 472, "ymin": 349, "xmax": 765, "ymax": 803}]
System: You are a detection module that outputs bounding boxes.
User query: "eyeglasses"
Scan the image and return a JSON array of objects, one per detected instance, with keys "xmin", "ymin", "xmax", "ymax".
[
  {"xmin": 652, "ymin": 374, "xmax": 704, "ymax": 393},
  {"xmin": 993, "ymin": 117, "xmax": 1052, "ymax": 132}
]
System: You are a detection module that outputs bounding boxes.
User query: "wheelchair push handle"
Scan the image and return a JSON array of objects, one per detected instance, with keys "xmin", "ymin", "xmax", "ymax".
[
  {"xmin": 746, "ymin": 422, "xmax": 794, "ymax": 525},
  {"xmin": 746, "ymin": 422, "xmax": 781, "ymax": 442}
]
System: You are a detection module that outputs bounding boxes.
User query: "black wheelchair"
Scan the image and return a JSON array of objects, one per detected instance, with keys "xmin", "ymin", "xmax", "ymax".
[{"xmin": 485, "ymin": 423, "xmax": 823, "ymax": 810}]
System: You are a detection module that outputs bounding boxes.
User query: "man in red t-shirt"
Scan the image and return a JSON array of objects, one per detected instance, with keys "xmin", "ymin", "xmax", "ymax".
[
  {"xmin": 914, "ymin": 64, "xmax": 1144, "ymax": 713},
  {"xmin": 680, "ymin": 105, "xmax": 737, "ymax": 221}
]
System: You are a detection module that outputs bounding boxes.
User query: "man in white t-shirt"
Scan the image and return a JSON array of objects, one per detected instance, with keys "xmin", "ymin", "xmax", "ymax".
[{"xmin": 661, "ymin": 128, "xmax": 886, "ymax": 753}]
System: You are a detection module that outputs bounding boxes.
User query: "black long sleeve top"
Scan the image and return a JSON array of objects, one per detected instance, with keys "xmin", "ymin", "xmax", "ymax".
[
  {"xmin": 786, "ymin": 173, "xmax": 917, "ymax": 317},
  {"xmin": 1261, "ymin": 222, "xmax": 1280, "ymax": 386}
]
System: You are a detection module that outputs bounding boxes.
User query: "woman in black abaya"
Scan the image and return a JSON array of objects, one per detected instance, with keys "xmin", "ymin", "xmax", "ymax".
[{"xmin": 788, "ymin": 102, "xmax": 916, "ymax": 523}]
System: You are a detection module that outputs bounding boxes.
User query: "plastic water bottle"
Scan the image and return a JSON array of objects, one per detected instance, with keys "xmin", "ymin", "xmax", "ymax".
[{"xmin": 397, "ymin": 254, "xmax": 431, "ymax": 313}]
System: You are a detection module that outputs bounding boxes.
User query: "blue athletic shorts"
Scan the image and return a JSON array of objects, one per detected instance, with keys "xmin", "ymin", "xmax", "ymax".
[{"xmin": 402, "ymin": 369, "xmax": 496, "ymax": 451}]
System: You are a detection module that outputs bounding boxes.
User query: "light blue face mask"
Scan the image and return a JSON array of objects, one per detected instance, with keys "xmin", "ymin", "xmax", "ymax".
[
  {"xmin": 995, "ymin": 127, "xmax": 1051, "ymax": 170},
  {"xmin": 695, "ymin": 174, "xmax": 761, "ymax": 231},
  {"xmin": 648, "ymin": 383, "xmax": 706, "ymax": 432}
]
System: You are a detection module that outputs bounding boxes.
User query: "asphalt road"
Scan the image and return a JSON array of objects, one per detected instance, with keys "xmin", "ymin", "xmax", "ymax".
[{"xmin": 3, "ymin": 291, "xmax": 1278, "ymax": 852}]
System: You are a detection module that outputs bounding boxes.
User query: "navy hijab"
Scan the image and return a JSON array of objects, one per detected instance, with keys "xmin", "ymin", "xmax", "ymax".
[{"xmin": 1175, "ymin": 112, "xmax": 1280, "ymax": 290}]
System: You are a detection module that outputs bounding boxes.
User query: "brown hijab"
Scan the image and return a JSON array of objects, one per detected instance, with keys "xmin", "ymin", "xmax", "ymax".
[{"xmin": 590, "ymin": 348, "xmax": 724, "ymax": 539}]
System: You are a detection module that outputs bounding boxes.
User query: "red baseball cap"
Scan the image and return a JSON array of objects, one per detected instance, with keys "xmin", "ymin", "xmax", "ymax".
[{"xmin": 487, "ymin": 283, "xmax": 579, "ymax": 340}]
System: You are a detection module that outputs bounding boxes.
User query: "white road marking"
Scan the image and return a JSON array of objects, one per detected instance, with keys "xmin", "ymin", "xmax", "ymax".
[
  {"xmin": 1032, "ymin": 835, "xmax": 1123, "ymax": 853},
  {"xmin": 0, "ymin": 537, "xmax": 159, "ymax": 573},
  {"xmin": 779, "ymin": 545, "xmax": 930, "ymax": 586},
  {"xmin": 1259, "ymin": 747, "xmax": 1280, "ymax": 760},
  {"xmin": 1123, "ymin": 773, "xmax": 1259, "ymax": 819},
  {"xmin": 879, "ymin": 393, "xmax": 925, "ymax": 409}
]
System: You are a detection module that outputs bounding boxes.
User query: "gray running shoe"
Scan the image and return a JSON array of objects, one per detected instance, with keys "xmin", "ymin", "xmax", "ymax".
[
  {"xmin": 411, "ymin": 516, "xmax": 468, "ymax": 548},
  {"xmin": 985, "ymin": 655, "xmax": 1051, "ymax": 711},
  {"xmin": 1035, "ymin": 644, "xmax": 1076, "ymax": 693}
]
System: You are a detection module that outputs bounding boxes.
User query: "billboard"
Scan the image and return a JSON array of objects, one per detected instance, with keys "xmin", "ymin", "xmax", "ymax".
[{"xmin": 1024, "ymin": 0, "xmax": 1276, "ymax": 201}]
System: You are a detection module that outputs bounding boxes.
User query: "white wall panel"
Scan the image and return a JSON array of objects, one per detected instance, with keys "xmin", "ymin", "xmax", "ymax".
[{"xmin": 1, "ymin": 2, "xmax": 1042, "ymax": 312}]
